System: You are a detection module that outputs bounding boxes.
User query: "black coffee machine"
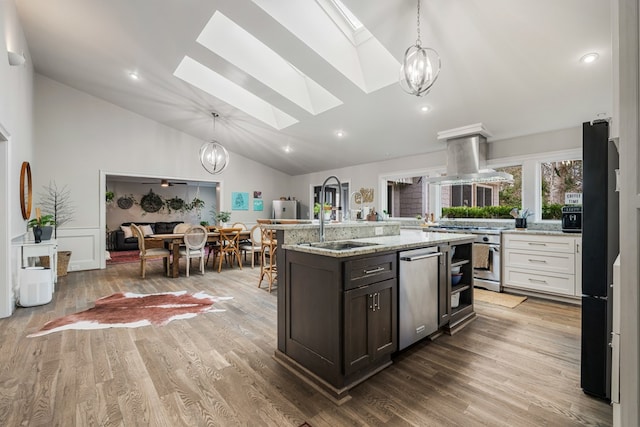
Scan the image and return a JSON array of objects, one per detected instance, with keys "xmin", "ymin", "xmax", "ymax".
[{"xmin": 561, "ymin": 205, "xmax": 582, "ymax": 233}]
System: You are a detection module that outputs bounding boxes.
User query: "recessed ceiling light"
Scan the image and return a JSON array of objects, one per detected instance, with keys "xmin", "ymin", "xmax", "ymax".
[
  {"xmin": 420, "ymin": 105, "xmax": 431, "ymax": 113},
  {"xmin": 580, "ymin": 53, "xmax": 599, "ymax": 64},
  {"xmin": 129, "ymin": 72, "xmax": 140, "ymax": 80},
  {"xmin": 283, "ymin": 145, "xmax": 292, "ymax": 153},
  {"xmin": 336, "ymin": 130, "xmax": 345, "ymax": 138}
]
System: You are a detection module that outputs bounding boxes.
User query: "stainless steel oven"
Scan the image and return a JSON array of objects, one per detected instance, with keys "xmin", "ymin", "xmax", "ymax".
[
  {"xmin": 472, "ymin": 234, "xmax": 501, "ymax": 292},
  {"xmin": 427, "ymin": 226, "xmax": 503, "ymax": 292}
]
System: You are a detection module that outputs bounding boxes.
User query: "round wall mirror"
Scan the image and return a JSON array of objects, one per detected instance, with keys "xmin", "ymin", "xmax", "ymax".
[{"xmin": 20, "ymin": 161, "xmax": 32, "ymax": 220}]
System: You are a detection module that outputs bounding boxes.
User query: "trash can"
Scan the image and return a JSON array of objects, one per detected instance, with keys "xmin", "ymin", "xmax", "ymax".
[{"xmin": 18, "ymin": 267, "xmax": 53, "ymax": 307}]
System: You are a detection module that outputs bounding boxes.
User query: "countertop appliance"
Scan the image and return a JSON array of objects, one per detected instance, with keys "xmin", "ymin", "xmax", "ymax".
[
  {"xmin": 272, "ymin": 200, "xmax": 299, "ymax": 220},
  {"xmin": 581, "ymin": 120, "xmax": 619, "ymax": 400},
  {"xmin": 398, "ymin": 247, "xmax": 443, "ymax": 350},
  {"xmin": 561, "ymin": 205, "xmax": 582, "ymax": 233},
  {"xmin": 426, "ymin": 226, "xmax": 504, "ymax": 292}
]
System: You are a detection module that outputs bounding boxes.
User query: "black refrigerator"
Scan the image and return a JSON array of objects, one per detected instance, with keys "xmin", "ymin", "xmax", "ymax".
[{"xmin": 581, "ymin": 120, "xmax": 619, "ymax": 400}]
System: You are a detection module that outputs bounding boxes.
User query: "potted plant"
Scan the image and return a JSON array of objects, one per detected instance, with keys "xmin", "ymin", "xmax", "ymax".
[
  {"xmin": 314, "ymin": 202, "xmax": 332, "ymax": 220},
  {"xmin": 105, "ymin": 190, "xmax": 115, "ymax": 204},
  {"xmin": 215, "ymin": 211, "xmax": 231, "ymax": 227},
  {"xmin": 28, "ymin": 213, "xmax": 56, "ymax": 242}
]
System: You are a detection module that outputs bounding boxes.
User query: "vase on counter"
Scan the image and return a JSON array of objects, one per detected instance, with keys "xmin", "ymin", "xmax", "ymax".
[{"xmin": 33, "ymin": 225, "xmax": 42, "ymax": 243}]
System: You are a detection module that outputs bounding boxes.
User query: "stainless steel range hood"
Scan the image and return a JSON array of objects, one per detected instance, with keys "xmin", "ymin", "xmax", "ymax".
[{"xmin": 425, "ymin": 123, "xmax": 513, "ymax": 185}]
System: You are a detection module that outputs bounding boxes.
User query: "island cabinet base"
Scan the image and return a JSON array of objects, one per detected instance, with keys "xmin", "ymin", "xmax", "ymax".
[
  {"xmin": 279, "ymin": 249, "xmax": 397, "ymax": 403},
  {"xmin": 273, "ymin": 350, "xmax": 392, "ymax": 405}
]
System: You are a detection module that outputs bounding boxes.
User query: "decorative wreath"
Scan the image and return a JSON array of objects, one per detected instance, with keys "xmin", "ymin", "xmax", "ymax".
[
  {"xmin": 117, "ymin": 196, "xmax": 134, "ymax": 210},
  {"xmin": 167, "ymin": 197, "xmax": 185, "ymax": 212},
  {"xmin": 140, "ymin": 190, "xmax": 164, "ymax": 213}
]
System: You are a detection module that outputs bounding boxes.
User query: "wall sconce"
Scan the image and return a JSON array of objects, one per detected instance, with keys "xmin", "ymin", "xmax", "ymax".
[{"xmin": 8, "ymin": 51, "xmax": 26, "ymax": 66}]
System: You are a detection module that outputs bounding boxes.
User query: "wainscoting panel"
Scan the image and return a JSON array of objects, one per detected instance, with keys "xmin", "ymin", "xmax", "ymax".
[{"xmin": 55, "ymin": 228, "xmax": 100, "ymax": 272}]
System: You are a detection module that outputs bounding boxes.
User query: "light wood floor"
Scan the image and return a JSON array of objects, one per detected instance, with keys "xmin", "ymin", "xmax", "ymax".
[{"xmin": 0, "ymin": 259, "xmax": 612, "ymax": 426}]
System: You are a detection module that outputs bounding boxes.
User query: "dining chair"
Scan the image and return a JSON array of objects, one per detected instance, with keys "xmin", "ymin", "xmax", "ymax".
[
  {"xmin": 205, "ymin": 225, "xmax": 221, "ymax": 267},
  {"xmin": 178, "ymin": 225, "xmax": 208, "ymax": 276},
  {"xmin": 231, "ymin": 222, "xmax": 248, "ymax": 230},
  {"xmin": 173, "ymin": 223, "xmax": 191, "ymax": 233},
  {"xmin": 239, "ymin": 224, "xmax": 262, "ymax": 268},
  {"xmin": 217, "ymin": 227, "xmax": 243, "ymax": 272},
  {"xmin": 258, "ymin": 225, "xmax": 277, "ymax": 292},
  {"xmin": 130, "ymin": 223, "xmax": 170, "ymax": 278}
]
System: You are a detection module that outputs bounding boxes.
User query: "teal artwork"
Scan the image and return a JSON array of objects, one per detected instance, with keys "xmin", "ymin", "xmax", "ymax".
[
  {"xmin": 232, "ymin": 192, "xmax": 249, "ymax": 210},
  {"xmin": 253, "ymin": 199, "xmax": 263, "ymax": 211}
]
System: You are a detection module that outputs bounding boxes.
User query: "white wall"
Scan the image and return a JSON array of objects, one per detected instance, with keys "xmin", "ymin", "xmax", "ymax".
[
  {"xmin": 1, "ymin": 0, "xmax": 35, "ymax": 317},
  {"xmin": 105, "ymin": 181, "xmax": 217, "ymax": 231},
  {"xmin": 33, "ymin": 75, "xmax": 291, "ymax": 270},
  {"xmin": 289, "ymin": 126, "xmax": 581, "ymax": 218}
]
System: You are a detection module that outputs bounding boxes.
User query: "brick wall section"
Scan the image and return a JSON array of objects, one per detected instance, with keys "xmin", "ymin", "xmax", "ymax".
[{"xmin": 399, "ymin": 178, "xmax": 423, "ymax": 217}]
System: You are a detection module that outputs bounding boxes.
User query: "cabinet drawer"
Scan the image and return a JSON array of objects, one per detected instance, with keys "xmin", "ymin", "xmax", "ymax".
[
  {"xmin": 504, "ymin": 249, "xmax": 575, "ymax": 274},
  {"xmin": 344, "ymin": 254, "xmax": 396, "ymax": 290},
  {"xmin": 503, "ymin": 268, "xmax": 576, "ymax": 296},
  {"xmin": 504, "ymin": 234, "xmax": 576, "ymax": 253}
]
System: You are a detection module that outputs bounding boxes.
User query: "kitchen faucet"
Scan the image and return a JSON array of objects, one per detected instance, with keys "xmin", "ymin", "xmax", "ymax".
[{"xmin": 319, "ymin": 175, "xmax": 342, "ymax": 242}]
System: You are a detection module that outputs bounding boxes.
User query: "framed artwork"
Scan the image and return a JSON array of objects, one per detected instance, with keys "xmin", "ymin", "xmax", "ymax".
[
  {"xmin": 253, "ymin": 199, "xmax": 264, "ymax": 211},
  {"xmin": 253, "ymin": 191, "xmax": 262, "ymax": 199},
  {"xmin": 231, "ymin": 192, "xmax": 249, "ymax": 210}
]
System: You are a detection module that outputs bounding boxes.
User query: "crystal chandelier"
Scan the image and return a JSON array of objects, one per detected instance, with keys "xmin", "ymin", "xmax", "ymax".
[
  {"xmin": 199, "ymin": 112, "xmax": 229, "ymax": 175},
  {"xmin": 399, "ymin": 0, "xmax": 441, "ymax": 96}
]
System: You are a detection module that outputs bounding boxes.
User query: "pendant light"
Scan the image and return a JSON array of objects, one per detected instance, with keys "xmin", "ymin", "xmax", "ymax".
[
  {"xmin": 199, "ymin": 112, "xmax": 230, "ymax": 175},
  {"xmin": 399, "ymin": 0, "xmax": 441, "ymax": 97}
]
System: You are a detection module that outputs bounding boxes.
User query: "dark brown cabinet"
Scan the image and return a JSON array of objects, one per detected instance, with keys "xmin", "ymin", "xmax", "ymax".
[
  {"xmin": 276, "ymin": 250, "xmax": 397, "ymax": 402},
  {"xmin": 344, "ymin": 278, "xmax": 396, "ymax": 375}
]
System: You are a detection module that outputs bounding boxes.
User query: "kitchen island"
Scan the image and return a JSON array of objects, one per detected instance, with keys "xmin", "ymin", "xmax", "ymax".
[{"xmin": 272, "ymin": 226, "xmax": 475, "ymax": 403}]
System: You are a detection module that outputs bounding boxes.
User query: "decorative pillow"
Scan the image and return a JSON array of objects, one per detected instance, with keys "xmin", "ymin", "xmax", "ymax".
[
  {"xmin": 120, "ymin": 225, "xmax": 133, "ymax": 239},
  {"xmin": 140, "ymin": 224, "xmax": 154, "ymax": 236}
]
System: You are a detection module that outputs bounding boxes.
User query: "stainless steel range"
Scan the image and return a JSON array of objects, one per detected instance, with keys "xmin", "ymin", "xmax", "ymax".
[{"xmin": 426, "ymin": 225, "xmax": 503, "ymax": 292}]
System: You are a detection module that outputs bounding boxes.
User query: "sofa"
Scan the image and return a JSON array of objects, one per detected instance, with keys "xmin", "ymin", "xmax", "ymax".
[{"xmin": 112, "ymin": 221, "xmax": 184, "ymax": 251}]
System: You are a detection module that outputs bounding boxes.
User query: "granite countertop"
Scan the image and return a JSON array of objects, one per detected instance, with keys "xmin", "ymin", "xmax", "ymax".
[
  {"xmin": 267, "ymin": 220, "xmax": 401, "ymax": 230},
  {"xmin": 283, "ymin": 229, "xmax": 475, "ymax": 258},
  {"xmin": 502, "ymin": 229, "xmax": 582, "ymax": 236}
]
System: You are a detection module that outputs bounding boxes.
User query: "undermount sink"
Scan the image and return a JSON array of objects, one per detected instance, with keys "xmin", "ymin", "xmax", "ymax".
[{"xmin": 308, "ymin": 241, "xmax": 380, "ymax": 251}]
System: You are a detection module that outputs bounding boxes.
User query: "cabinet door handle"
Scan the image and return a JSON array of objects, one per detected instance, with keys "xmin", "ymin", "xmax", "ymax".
[
  {"xmin": 375, "ymin": 292, "xmax": 381, "ymax": 311},
  {"xmin": 363, "ymin": 266, "xmax": 385, "ymax": 275},
  {"xmin": 528, "ymin": 242, "xmax": 547, "ymax": 246},
  {"xmin": 528, "ymin": 259, "xmax": 547, "ymax": 263},
  {"xmin": 528, "ymin": 278, "xmax": 548, "ymax": 284},
  {"xmin": 369, "ymin": 294, "xmax": 374, "ymax": 310}
]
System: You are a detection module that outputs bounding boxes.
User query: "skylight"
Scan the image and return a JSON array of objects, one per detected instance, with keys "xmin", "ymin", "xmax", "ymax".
[
  {"xmin": 330, "ymin": 0, "xmax": 363, "ymax": 31},
  {"xmin": 197, "ymin": 12, "xmax": 342, "ymax": 116},
  {"xmin": 252, "ymin": 0, "xmax": 399, "ymax": 94},
  {"xmin": 173, "ymin": 56, "xmax": 298, "ymax": 130}
]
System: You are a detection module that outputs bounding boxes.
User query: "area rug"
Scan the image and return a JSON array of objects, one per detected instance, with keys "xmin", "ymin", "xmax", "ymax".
[
  {"xmin": 28, "ymin": 291, "xmax": 232, "ymax": 337},
  {"xmin": 106, "ymin": 250, "xmax": 146, "ymax": 264},
  {"xmin": 474, "ymin": 288, "xmax": 527, "ymax": 308}
]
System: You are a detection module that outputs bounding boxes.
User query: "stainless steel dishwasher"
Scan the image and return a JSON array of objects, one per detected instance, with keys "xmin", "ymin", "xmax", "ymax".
[{"xmin": 399, "ymin": 247, "xmax": 443, "ymax": 350}]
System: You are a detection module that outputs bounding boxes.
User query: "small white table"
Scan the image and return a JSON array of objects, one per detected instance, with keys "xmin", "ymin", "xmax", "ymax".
[{"xmin": 13, "ymin": 237, "xmax": 58, "ymax": 285}]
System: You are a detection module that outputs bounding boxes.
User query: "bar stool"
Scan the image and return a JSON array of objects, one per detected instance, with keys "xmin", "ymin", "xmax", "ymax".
[{"xmin": 258, "ymin": 225, "xmax": 277, "ymax": 292}]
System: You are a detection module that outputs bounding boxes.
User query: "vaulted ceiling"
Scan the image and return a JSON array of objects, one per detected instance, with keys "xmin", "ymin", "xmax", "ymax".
[{"xmin": 16, "ymin": 0, "xmax": 612, "ymax": 175}]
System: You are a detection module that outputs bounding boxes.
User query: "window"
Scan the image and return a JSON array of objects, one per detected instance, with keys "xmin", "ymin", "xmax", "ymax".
[
  {"xmin": 440, "ymin": 165, "xmax": 522, "ymax": 218},
  {"xmin": 540, "ymin": 159, "xmax": 582, "ymax": 219}
]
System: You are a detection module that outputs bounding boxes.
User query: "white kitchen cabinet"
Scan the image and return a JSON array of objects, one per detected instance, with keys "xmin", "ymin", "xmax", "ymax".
[{"xmin": 502, "ymin": 233, "xmax": 581, "ymax": 299}]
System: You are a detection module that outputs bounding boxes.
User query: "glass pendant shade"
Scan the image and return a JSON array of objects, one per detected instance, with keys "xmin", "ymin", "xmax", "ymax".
[
  {"xmin": 199, "ymin": 140, "xmax": 229, "ymax": 175},
  {"xmin": 399, "ymin": 44, "xmax": 440, "ymax": 96}
]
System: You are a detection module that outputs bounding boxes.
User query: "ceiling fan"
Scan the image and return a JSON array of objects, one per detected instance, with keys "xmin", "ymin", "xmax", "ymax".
[{"xmin": 141, "ymin": 179, "xmax": 188, "ymax": 187}]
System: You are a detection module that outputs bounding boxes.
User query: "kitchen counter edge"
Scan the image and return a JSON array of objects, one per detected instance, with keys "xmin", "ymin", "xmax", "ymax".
[{"xmin": 282, "ymin": 230, "xmax": 476, "ymax": 258}]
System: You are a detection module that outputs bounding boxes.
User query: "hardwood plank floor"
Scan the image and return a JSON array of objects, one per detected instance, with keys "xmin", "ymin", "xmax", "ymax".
[{"xmin": 0, "ymin": 260, "xmax": 611, "ymax": 426}]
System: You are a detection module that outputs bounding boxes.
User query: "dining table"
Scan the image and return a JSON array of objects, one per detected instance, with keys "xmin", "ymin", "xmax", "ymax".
[{"xmin": 149, "ymin": 229, "xmax": 251, "ymax": 278}]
